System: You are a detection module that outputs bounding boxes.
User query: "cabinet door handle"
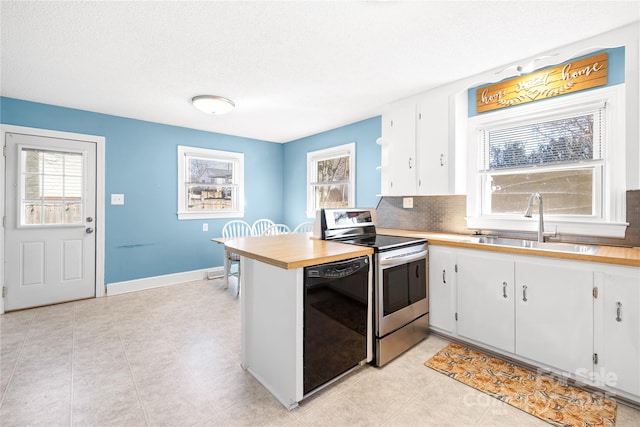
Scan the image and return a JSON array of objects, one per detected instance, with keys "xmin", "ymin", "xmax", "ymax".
[
  {"xmin": 408, "ymin": 157, "xmax": 413, "ymax": 169},
  {"xmin": 522, "ymin": 285, "xmax": 528, "ymax": 302},
  {"xmin": 616, "ymin": 302, "xmax": 622, "ymax": 322},
  {"xmin": 502, "ymin": 281, "xmax": 508, "ymax": 299},
  {"xmin": 442, "ymin": 269, "xmax": 446, "ymax": 284},
  {"xmin": 440, "ymin": 154, "xmax": 444, "ymax": 166}
]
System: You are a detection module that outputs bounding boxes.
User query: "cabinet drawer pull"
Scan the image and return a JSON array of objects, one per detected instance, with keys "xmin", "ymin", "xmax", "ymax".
[
  {"xmin": 502, "ymin": 281, "xmax": 507, "ymax": 299},
  {"xmin": 442, "ymin": 269, "xmax": 446, "ymax": 284},
  {"xmin": 522, "ymin": 285, "xmax": 528, "ymax": 302},
  {"xmin": 616, "ymin": 301, "xmax": 622, "ymax": 322}
]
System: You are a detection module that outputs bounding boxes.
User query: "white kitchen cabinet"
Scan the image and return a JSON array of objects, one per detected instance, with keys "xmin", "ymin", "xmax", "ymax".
[
  {"xmin": 427, "ymin": 244, "xmax": 639, "ymax": 403},
  {"xmin": 416, "ymin": 90, "xmax": 450, "ymax": 195},
  {"xmin": 428, "ymin": 246, "xmax": 457, "ymax": 334},
  {"xmin": 515, "ymin": 260, "xmax": 594, "ymax": 380},
  {"xmin": 241, "ymin": 257, "xmax": 304, "ymax": 409},
  {"xmin": 456, "ymin": 250, "xmax": 515, "ymax": 353},
  {"xmin": 380, "ymin": 102, "xmax": 417, "ymax": 195},
  {"xmin": 380, "ymin": 88, "xmax": 452, "ymax": 196},
  {"xmin": 596, "ymin": 265, "xmax": 640, "ymax": 397}
]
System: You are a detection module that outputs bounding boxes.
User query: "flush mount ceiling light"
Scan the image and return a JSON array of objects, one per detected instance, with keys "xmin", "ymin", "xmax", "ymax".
[{"xmin": 191, "ymin": 95, "xmax": 235, "ymax": 115}]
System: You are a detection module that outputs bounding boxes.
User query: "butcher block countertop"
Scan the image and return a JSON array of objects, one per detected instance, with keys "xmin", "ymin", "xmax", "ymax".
[
  {"xmin": 215, "ymin": 229, "xmax": 640, "ymax": 269},
  {"xmin": 216, "ymin": 233, "xmax": 373, "ymax": 270},
  {"xmin": 377, "ymin": 228, "xmax": 640, "ymax": 267}
]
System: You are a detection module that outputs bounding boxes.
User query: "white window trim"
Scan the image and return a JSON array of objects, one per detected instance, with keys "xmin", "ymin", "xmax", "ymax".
[
  {"xmin": 306, "ymin": 142, "xmax": 356, "ymax": 218},
  {"xmin": 177, "ymin": 145, "xmax": 244, "ymax": 220},
  {"xmin": 466, "ymin": 85, "xmax": 627, "ymax": 238}
]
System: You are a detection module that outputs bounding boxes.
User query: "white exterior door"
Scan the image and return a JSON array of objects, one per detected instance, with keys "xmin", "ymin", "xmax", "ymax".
[{"xmin": 4, "ymin": 131, "xmax": 97, "ymax": 311}]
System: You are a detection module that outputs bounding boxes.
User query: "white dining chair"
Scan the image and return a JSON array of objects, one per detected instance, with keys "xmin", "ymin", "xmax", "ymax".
[
  {"xmin": 221, "ymin": 220, "xmax": 252, "ymax": 296},
  {"xmin": 293, "ymin": 222, "xmax": 313, "ymax": 233},
  {"xmin": 251, "ymin": 218, "xmax": 275, "ymax": 236},
  {"xmin": 263, "ymin": 223, "xmax": 292, "ymax": 236}
]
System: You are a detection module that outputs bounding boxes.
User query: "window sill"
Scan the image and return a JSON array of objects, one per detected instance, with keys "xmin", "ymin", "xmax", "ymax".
[{"xmin": 178, "ymin": 211, "xmax": 244, "ymax": 221}]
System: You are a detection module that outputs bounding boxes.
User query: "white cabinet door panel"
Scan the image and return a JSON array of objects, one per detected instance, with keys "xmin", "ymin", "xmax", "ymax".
[
  {"xmin": 601, "ymin": 268, "xmax": 640, "ymax": 396},
  {"xmin": 515, "ymin": 261, "xmax": 593, "ymax": 378},
  {"xmin": 417, "ymin": 93, "xmax": 450, "ymax": 195},
  {"xmin": 428, "ymin": 247, "xmax": 456, "ymax": 334},
  {"xmin": 457, "ymin": 252, "xmax": 514, "ymax": 353},
  {"xmin": 386, "ymin": 103, "xmax": 417, "ymax": 195}
]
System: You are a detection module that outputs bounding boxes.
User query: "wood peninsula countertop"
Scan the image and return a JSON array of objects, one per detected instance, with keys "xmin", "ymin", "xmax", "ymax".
[
  {"xmin": 216, "ymin": 229, "xmax": 640, "ymax": 269},
  {"xmin": 217, "ymin": 233, "xmax": 373, "ymax": 270},
  {"xmin": 377, "ymin": 228, "xmax": 640, "ymax": 267}
]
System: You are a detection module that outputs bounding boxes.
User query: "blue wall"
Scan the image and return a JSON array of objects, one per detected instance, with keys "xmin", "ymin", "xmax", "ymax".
[
  {"xmin": 282, "ymin": 117, "xmax": 382, "ymax": 228},
  {"xmin": 0, "ymin": 97, "xmax": 381, "ymax": 284},
  {"xmin": 0, "ymin": 97, "xmax": 283, "ymax": 283}
]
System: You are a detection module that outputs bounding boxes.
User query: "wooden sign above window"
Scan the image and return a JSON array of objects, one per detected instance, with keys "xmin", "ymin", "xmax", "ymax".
[{"xmin": 476, "ymin": 52, "xmax": 608, "ymax": 113}]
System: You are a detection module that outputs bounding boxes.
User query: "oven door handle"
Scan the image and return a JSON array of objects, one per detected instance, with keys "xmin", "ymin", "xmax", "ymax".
[{"xmin": 378, "ymin": 250, "xmax": 428, "ymax": 266}]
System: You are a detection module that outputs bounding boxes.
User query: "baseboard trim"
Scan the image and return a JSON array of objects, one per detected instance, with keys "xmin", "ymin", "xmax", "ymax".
[{"xmin": 106, "ymin": 266, "xmax": 225, "ymax": 296}]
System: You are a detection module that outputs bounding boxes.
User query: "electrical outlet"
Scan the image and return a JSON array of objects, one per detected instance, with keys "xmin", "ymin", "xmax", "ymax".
[
  {"xmin": 111, "ymin": 194, "xmax": 124, "ymax": 205},
  {"xmin": 403, "ymin": 197, "xmax": 413, "ymax": 209},
  {"xmin": 202, "ymin": 223, "xmax": 208, "ymax": 232}
]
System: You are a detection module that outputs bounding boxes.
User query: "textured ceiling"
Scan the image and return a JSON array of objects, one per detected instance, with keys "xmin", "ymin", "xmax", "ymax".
[{"xmin": 1, "ymin": 1, "xmax": 638, "ymax": 143}]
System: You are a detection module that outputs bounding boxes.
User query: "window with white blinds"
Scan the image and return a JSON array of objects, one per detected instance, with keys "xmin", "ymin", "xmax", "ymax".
[
  {"xmin": 480, "ymin": 105, "xmax": 605, "ymax": 172},
  {"xmin": 477, "ymin": 104, "xmax": 607, "ymax": 218},
  {"xmin": 466, "ymin": 79, "xmax": 626, "ymax": 238}
]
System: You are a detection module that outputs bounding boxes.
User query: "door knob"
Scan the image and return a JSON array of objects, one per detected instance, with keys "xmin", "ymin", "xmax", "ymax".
[
  {"xmin": 86, "ymin": 227, "xmax": 94, "ymax": 234},
  {"xmin": 86, "ymin": 217, "xmax": 94, "ymax": 223}
]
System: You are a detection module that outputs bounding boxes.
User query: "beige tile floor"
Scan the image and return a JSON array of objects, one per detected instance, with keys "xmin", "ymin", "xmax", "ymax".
[{"xmin": 1, "ymin": 278, "xmax": 639, "ymax": 427}]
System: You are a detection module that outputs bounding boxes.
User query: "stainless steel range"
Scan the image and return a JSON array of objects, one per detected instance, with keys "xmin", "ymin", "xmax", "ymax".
[{"xmin": 315, "ymin": 208, "xmax": 429, "ymax": 366}]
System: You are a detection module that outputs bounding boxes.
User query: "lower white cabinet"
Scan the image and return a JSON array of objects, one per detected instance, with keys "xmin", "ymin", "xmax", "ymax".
[
  {"xmin": 596, "ymin": 265, "xmax": 640, "ymax": 398},
  {"xmin": 515, "ymin": 261, "xmax": 594, "ymax": 380},
  {"xmin": 457, "ymin": 250, "xmax": 514, "ymax": 353},
  {"xmin": 428, "ymin": 246, "xmax": 457, "ymax": 334},
  {"xmin": 428, "ymin": 244, "xmax": 640, "ymax": 403}
]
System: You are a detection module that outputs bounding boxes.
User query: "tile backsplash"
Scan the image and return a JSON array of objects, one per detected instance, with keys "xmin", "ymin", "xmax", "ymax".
[
  {"xmin": 376, "ymin": 195, "xmax": 468, "ymax": 235},
  {"xmin": 376, "ymin": 190, "xmax": 640, "ymax": 248}
]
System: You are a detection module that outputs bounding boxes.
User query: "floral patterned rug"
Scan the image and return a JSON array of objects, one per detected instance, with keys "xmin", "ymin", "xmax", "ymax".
[{"xmin": 425, "ymin": 343, "xmax": 617, "ymax": 427}]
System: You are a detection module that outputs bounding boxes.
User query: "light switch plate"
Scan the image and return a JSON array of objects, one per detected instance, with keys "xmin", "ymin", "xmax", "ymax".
[
  {"xmin": 403, "ymin": 197, "xmax": 414, "ymax": 208},
  {"xmin": 111, "ymin": 194, "xmax": 125, "ymax": 205}
]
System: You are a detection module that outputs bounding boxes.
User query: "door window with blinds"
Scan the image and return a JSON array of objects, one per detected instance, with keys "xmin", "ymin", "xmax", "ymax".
[
  {"xmin": 20, "ymin": 147, "xmax": 84, "ymax": 226},
  {"xmin": 307, "ymin": 143, "xmax": 355, "ymax": 217},
  {"xmin": 480, "ymin": 106, "xmax": 604, "ymax": 218},
  {"xmin": 177, "ymin": 145, "xmax": 244, "ymax": 220}
]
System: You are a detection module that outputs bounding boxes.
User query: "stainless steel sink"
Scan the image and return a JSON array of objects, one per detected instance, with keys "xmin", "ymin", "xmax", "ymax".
[{"xmin": 466, "ymin": 236, "xmax": 600, "ymax": 254}]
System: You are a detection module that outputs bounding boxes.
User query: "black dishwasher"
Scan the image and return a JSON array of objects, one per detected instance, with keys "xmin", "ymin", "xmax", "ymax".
[{"xmin": 303, "ymin": 256, "xmax": 369, "ymax": 395}]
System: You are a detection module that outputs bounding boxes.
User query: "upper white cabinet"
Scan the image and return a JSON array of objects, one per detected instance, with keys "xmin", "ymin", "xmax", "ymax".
[
  {"xmin": 416, "ymin": 90, "xmax": 451, "ymax": 195},
  {"xmin": 380, "ymin": 88, "xmax": 452, "ymax": 196},
  {"xmin": 380, "ymin": 102, "xmax": 417, "ymax": 195}
]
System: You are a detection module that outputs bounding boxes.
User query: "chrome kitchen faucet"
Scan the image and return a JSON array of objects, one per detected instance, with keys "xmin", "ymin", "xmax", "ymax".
[{"xmin": 524, "ymin": 192, "xmax": 556, "ymax": 242}]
